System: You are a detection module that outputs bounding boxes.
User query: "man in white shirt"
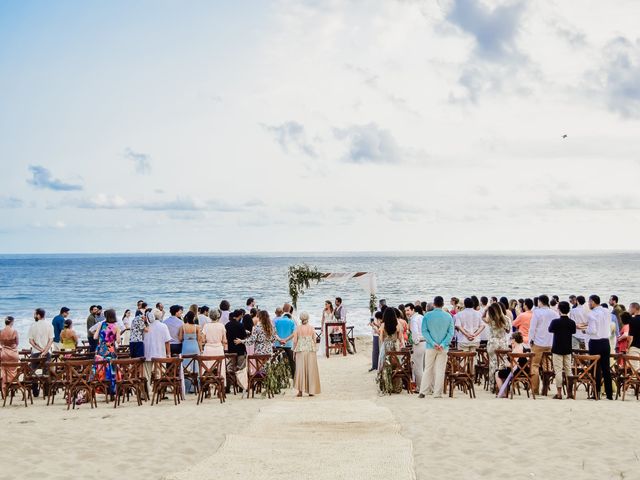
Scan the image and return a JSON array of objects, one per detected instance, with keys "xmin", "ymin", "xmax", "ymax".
[
  {"xmin": 197, "ymin": 305, "xmax": 211, "ymax": 332},
  {"xmin": 528, "ymin": 294, "xmax": 556, "ymax": 395},
  {"xmin": 405, "ymin": 303, "xmax": 425, "ymax": 389},
  {"xmin": 454, "ymin": 298, "xmax": 484, "ymax": 352},
  {"xmin": 454, "ymin": 298, "xmax": 484, "ymax": 375},
  {"xmin": 28, "ymin": 308, "xmax": 54, "ymax": 397},
  {"xmin": 143, "ymin": 311, "xmax": 172, "ymax": 386},
  {"xmin": 584, "ymin": 294, "xmax": 613, "ymax": 400},
  {"xmin": 569, "ymin": 295, "xmax": 589, "ymax": 350}
]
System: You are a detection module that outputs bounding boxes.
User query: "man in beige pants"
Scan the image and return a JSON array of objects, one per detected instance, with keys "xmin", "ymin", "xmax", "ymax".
[
  {"xmin": 548, "ymin": 301, "xmax": 576, "ymax": 399},
  {"xmin": 528, "ymin": 295, "xmax": 556, "ymax": 395}
]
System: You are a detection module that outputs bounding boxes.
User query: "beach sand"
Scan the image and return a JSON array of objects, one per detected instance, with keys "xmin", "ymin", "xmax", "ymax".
[{"xmin": 1, "ymin": 339, "xmax": 638, "ymax": 480}]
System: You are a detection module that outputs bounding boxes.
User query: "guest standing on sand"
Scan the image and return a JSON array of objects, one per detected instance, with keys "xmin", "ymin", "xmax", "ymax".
[
  {"xmin": 274, "ymin": 309, "xmax": 296, "ymax": 377},
  {"xmin": 236, "ymin": 310, "xmax": 277, "ymax": 355},
  {"xmin": 548, "ymin": 301, "xmax": 576, "ymax": 400},
  {"xmin": 86, "ymin": 305, "xmax": 98, "ymax": 352},
  {"xmin": 181, "ymin": 310, "xmax": 201, "ymax": 393},
  {"xmin": 569, "ymin": 295, "xmax": 590, "ymax": 350},
  {"xmin": 292, "ymin": 312, "xmax": 321, "ymax": 397},
  {"xmin": 483, "ymin": 303, "xmax": 510, "ymax": 392},
  {"xmin": 121, "ymin": 309, "xmax": 131, "ymax": 345},
  {"xmin": 528, "ymin": 294, "xmax": 554, "ymax": 395},
  {"xmin": 418, "ymin": 296, "xmax": 454, "ymax": 399},
  {"xmin": 219, "ymin": 300, "xmax": 231, "ymax": 326},
  {"xmin": 226, "ymin": 309, "xmax": 248, "ymax": 370},
  {"xmin": 369, "ymin": 311, "xmax": 383, "ymax": 372},
  {"xmin": 585, "ymin": 295, "xmax": 614, "ymax": 400},
  {"xmin": 60, "ymin": 319, "xmax": 78, "ymax": 351},
  {"xmin": 454, "ymin": 298, "xmax": 483, "ymax": 354},
  {"xmin": 28, "ymin": 308, "xmax": 53, "ymax": 397},
  {"xmin": 406, "ymin": 303, "xmax": 426, "ymax": 389},
  {"xmin": 512, "ymin": 298, "xmax": 533, "ymax": 347},
  {"xmin": 164, "ymin": 305, "xmax": 184, "ymax": 356},
  {"xmin": 129, "ymin": 307, "xmax": 148, "ymax": 358},
  {"xmin": 143, "ymin": 309, "xmax": 172, "ymax": 384},
  {"xmin": 378, "ymin": 308, "xmax": 402, "ymax": 373},
  {"xmin": 51, "ymin": 307, "xmax": 69, "ymax": 352},
  {"xmin": 0, "ymin": 316, "xmax": 19, "ymax": 390},
  {"xmin": 202, "ymin": 308, "xmax": 228, "ymax": 384},
  {"xmin": 94, "ymin": 308, "xmax": 120, "ymax": 395}
]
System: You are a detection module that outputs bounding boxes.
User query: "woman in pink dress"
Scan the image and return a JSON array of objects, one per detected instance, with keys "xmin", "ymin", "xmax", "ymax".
[
  {"xmin": 0, "ymin": 316, "xmax": 19, "ymax": 390},
  {"xmin": 202, "ymin": 308, "xmax": 228, "ymax": 384}
]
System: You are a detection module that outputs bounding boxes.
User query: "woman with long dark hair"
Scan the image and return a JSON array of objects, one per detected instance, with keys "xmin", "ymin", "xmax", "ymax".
[
  {"xmin": 93, "ymin": 308, "xmax": 121, "ymax": 395},
  {"xmin": 483, "ymin": 303, "xmax": 511, "ymax": 391}
]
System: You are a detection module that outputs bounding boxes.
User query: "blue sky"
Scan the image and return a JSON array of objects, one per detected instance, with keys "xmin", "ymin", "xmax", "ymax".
[{"xmin": 1, "ymin": 0, "xmax": 639, "ymax": 253}]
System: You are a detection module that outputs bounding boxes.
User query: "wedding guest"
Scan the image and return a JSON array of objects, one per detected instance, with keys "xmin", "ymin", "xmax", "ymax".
[
  {"xmin": 585, "ymin": 294, "xmax": 613, "ymax": 400},
  {"xmin": 528, "ymin": 294, "xmax": 555, "ymax": 395},
  {"xmin": 617, "ymin": 312, "xmax": 631, "ymax": 354},
  {"xmin": 0, "ymin": 316, "xmax": 19, "ymax": 390},
  {"xmin": 180, "ymin": 309, "xmax": 201, "ymax": 394},
  {"xmin": 129, "ymin": 309, "xmax": 148, "ymax": 358},
  {"xmin": 235, "ymin": 310, "xmax": 277, "ymax": 355},
  {"xmin": 135, "ymin": 300, "xmax": 144, "ymax": 316},
  {"xmin": 454, "ymin": 298, "xmax": 484, "ymax": 353},
  {"xmin": 292, "ymin": 312, "xmax": 321, "ymax": 397},
  {"xmin": 94, "ymin": 308, "xmax": 120, "ymax": 395},
  {"xmin": 513, "ymin": 298, "xmax": 534, "ymax": 346},
  {"xmin": 121, "ymin": 309, "xmax": 132, "ymax": 345},
  {"xmin": 155, "ymin": 302, "xmax": 165, "ymax": 321},
  {"xmin": 197, "ymin": 306, "xmax": 210, "ymax": 330},
  {"xmin": 495, "ymin": 332, "xmax": 526, "ymax": 395},
  {"xmin": 548, "ymin": 301, "xmax": 576, "ymax": 399},
  {"xmin": 483, "ymin": 303, "xmax": 511, "ymax": 392},
  {"xmin": 28, "ymin": 308, "xmax": 53, "ymax": 397},
  {"xmin": 406, "ymin": 303, "xmax": 426, "ymax": 388},
  {"xmin": 418, "ymin": 296, "xmax": 454, "ymax": 398},
  {"xmin": 626, "ymin": 302, "xmax": 640, "ymax": 363},
  {"xmin": 60, "ymin": 319, "xmax": 78, "ymax": 351},
  {"xmin": 369, "ymin": 311, "xmax": 383, "ymax": 372},
  {"xmin": 396, "ymin": 307, "xmax": 409, "ymax": 347},
  {"xmin": 143, "ymin": 309, "xmax": 172, "ymax": 384},
  {"xmin": 569, "ymin": 295, "xmax": 590, "ymax": 350},
  {"xmin": 274, "ymin": 308, "xmax": 296, "ymax": 377},
  {"xmin": 163, "ymin": 305, "xmax": 184, "ymax": 356},
  {"xmin": 226, "ymin": 309, "xmax": 248, "ymax": 370},
  {"xmin": 51, "ymin": 307, "xmax": 69, "ymax": 351},
  {"xmin": 499, "ymin": 297, "xmax": 514, "ymax": 320},
  {"xmin": 449, "ymin": 297, "xmax": 460, "ymax": 315},
  {"xmin": 219, "ymin": 300, "xmax": 231, "ymax": 326},
  {"xmin": 86, "ymin": 305, "xmax": 99, "ymax": 352},
  {"xmin": 377, "ymin": 308, "xmax": 402, "ymax": 394},
  {"xmin": 202, "ymin": 308, "xmax": 228, "ymax": 384}
]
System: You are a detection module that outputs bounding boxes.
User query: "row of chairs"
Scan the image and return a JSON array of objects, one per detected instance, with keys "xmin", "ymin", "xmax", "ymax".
[
  {"xmin": 383, "ymin": 348, "xmax": 640, "ymax": 400},
  {"xmin": 1, "ymin": 352, "xmax": 278, "ymax": 408}
]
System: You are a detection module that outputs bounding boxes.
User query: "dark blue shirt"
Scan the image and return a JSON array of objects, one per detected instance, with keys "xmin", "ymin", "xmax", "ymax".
[{"xmin": 52, "ymin": 315, "xmax": 65, "ymax": 342}]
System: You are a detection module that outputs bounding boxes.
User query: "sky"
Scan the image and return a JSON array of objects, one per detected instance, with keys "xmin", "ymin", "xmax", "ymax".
[{"xmin": 1, "ymin": 0, "xmax": 639, "ymax": 253}]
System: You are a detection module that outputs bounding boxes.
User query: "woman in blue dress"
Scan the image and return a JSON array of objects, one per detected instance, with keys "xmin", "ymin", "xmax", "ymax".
[{"xmin": 180, "ymin": 310, "xmax": 201, "ymax": 394}]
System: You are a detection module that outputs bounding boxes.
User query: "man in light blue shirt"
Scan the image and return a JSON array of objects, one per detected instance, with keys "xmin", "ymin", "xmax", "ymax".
[
  {"xmin": 419, "ymin": 296, "xmax": 454, "ymax": 398},
  {"xmin": 274, "ymin": 309, "xmax": 296, "ymax": 377}
]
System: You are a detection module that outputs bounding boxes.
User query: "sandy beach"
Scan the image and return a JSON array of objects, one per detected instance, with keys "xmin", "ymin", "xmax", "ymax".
[{"xmin": 1, "ymin": 338, "xmax": 638, "ymax": 480}]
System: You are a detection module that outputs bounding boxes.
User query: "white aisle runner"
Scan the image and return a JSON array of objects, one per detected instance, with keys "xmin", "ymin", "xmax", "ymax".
[{"xmin": 168, "ymin": 399, "xmax": 416, "ymax": 480}]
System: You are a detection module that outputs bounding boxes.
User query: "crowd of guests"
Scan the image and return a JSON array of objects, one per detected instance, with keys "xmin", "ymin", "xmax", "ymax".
[
  {"xmin": 371, "ymin": 294, "xmax": 640, "ymax": 400},
  {"xmin": 0, "ymin": 298, "xmax": 322, "ymax": 400}
]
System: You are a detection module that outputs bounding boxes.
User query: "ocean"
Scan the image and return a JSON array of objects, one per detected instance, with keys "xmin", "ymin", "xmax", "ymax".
[{"xmin": 1, "ymin": 252, "xmax": 638, "ymax": 347}]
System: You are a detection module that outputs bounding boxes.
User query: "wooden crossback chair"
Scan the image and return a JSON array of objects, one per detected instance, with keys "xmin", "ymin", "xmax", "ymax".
[
  {"xmin": 619, "ymin": 355, "xmax": 640, "ymax": 401},
  {"xmin": 610, "ymin": 354, "xmax": 624, "ymax": 398},
  {"xmin": 568, "ymin": 354, "xmax": 600, "ymax": 400},
  {"xmin": 2, "ymin": 362, "xmax": 33, "ymax": 407},
  {"xmin": 540, "ymin": 351, "xmax": 556, "ymax": 396},
  {"xmin": 225, "ymin": 353, "xmax": 239, "ymax": 395},
  {"xmin": 181, "ymin": 354, "xmax": 200, "ymax": 396},
  {"xmin": 150, "ymin": 357, "xmax": 182, "ymax": 406},
  {"xmin": 64, "ymin": 359, "xmax": 98, "ymax": 409},
  {"xmin": 197, "ymin": 355, "xmax": 226, "ymax": 404},
  {"xmin": 46, "ymin": 361, "xmax": 67, "ymax": 406},
  {"xmin": 346, "ymin": 326, "xmax": 357, "ymax": 353},
  {"xmin": 475, "ymin": 348, "xmax": 490, "ymax": 389},
  {"xmin": 247, "ymin": 354, "xmax": 271, "ymax": 398},
  {"xmin": 385, "ymin": 351, "xmax": 414, "ymax": 394},
  {"xmin": 24, "ymin": 355, "xmax": 51, "ymax": 399},
  {"xmin": 112, "ymin": 358, "xmax": 146, "ymax": 408},
  {"xmin": 494, "ymin": 349, "xmax": 511, "ymax": 393},
  {"xmin": 508, "ymin": 352, "xmax": 535, "ymax": 399},
  {"xmin": 18, "ymin": 349, "xmax": 32, "ymax": 360},
  {"xmin": 446, "ymin": 351, "xmax": 476, "ymax": 398}
]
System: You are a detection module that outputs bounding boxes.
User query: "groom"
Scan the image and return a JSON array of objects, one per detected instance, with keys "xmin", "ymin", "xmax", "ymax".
[{"xmin": 334, "ymin": 297, "xmax": 354, "ymax": 354}]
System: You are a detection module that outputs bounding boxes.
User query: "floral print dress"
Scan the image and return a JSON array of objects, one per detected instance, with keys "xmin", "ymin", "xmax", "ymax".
[
  {"xmin": 94, "ymin": 322, "xmax": 119, "ymax": 394},
  {"xmin": 244, "ymin": 324, "xmax": 277, "ymax": 355}
]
